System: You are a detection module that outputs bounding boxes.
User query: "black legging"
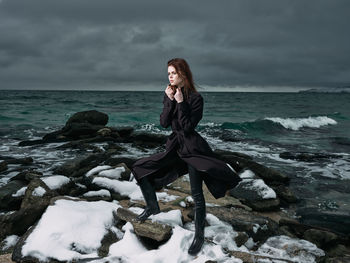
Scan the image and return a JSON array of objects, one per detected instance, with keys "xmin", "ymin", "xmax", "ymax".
[{"xmin": 188, "ymin": 164, "xmax": 206, "ymax": 216}]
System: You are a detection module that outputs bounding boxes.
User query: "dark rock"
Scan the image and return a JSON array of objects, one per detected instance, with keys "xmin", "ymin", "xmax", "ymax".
[
  {"xmin": 130, "ymin": 132, "xmax": 167, "ymax": 149},
  {"xmin": 0, "ymin": 180, "xmax": 27, "ymax": 211},
  {"xmin": 9, "ymin": 170, "xmax": 43, "ymax": 184},
  {"xmin": 206, "ymin": 206, "xmax": 279, "ymax": 243},
  {"xmin": 229, "ymin": 179, "xmax": 280, "ymax": 211},
  {"xmin": 234, "ymin": 232, "xmax": 249, "ymax": 247},
  {"xmin": 20, "ymin": 178, "xmax": 55, "ymax": 210},
  {"xmin": 0, "ymin": 161, "xmax": 8, "ymax": 173},
  {"xmin": 66, "ymin": 110, "xmax": 108, "ymax": 126},
  {"xmin": 214, "ymin": 149, "xmax": 253, "ymax": 160},
  {"xmin": 326, "ymin": 244, "xmax": 350, "ymax": 258},
  {"xmin": 4, "ymin": 157, "xmax": 33, "ymax": 165},
  {"xmin": 97, "ymin": 230, "xmax": 120, "ymax": 257},
  {"xmin": 54, "ymin": 152, "xmax": 110, "ymax": 177},
  {"xmin": 214, "ymin": 153, "xmax": 289, "ymax": 184},
  {"xmin": 303, "ymin": 229, "xmax": 338, "ymax": 249},
  {"xmin": 112, "ymin": 126, "xmax": 134, "ymax": 138},
  {"xmin": 270, "ymin": 184, "xmax": 298, "ymax": 204},
  {"xmin": 280, "ymin": 151, "xmax": 341, "ymax": 162},
  {"xmin": 18, "ymin": 138, "xmax": 67, "ymax": 147},
  {"xmin": 97, "ymin": 127, "xmax": 113, "ymax": 137},
  {"xmin": 297, "ymin": 207, "xmax": 350, "ymax": 235}
]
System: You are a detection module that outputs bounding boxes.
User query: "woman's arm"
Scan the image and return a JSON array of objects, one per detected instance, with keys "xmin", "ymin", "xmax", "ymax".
[
  {"xmin": 160, "ymin": 93, "xmax": 175, "ymax": 128},
  {"xmin": 177, "ymin": 93, "xmax": 203, "ymax": 133}
]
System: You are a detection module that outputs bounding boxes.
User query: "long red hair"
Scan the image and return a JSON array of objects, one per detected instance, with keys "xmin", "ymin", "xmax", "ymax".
[{"xmin": 167, "ymin": 58, "xmax": 198, "ymax": 100}]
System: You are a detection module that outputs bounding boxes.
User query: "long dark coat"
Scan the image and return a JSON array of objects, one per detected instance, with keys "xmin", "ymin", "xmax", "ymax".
[{"xmin": 131, "ymin": 88, "xmax": 241, "ymax": 199}]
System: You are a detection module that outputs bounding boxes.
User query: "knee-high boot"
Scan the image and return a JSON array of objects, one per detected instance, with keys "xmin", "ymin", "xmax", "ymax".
[
  {"xmin": 188, "ymin": 192, "xmax": 206, "ymax": 255},
  {"xmin": 135, "ymin": 176, "xmax": 160, "ymax": 222}
]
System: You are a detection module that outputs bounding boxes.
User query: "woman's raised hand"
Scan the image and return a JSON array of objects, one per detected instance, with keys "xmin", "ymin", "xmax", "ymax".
[
  {"xmin": 174, "ymin": 87, "xmax": 183, "ymax": 103},
  {"xmin": 165, "ymin": 85, "xmax": 175, "ymax": 100}
]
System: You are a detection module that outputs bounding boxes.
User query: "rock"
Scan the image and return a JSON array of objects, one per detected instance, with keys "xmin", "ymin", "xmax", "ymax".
[
  {"xmin": 104, "ymin": 157, "xmax": 137, "ymax": 169},
  {"xmin": 303, "ymin": 228, "xmax": 339, "ymax": 249},
  {"xmin": 66, "ymin": 110, "xmax": 108, "ymax": 126},
  {"xmin": 326, "ymin": 244, "xmax": 350, "ymax": 258},
  {"xmin": 130, "ymin": 132, "xmax": 167, "ymax": 149},
  {"xmin": 229, "ymin": 179, "xmax": 280, "ymax": 211},
  {"xmin": 206, "ymin": 206, "xmax": 279, "ymax": 243},
  {"xmin": 97, "ymin": 229, "xmax": 120, "ymax": 257},
  {"xmin": 97, "ymin": 127, "xmax": 112, "ymax": 137},
  {"xmin": 54, "ymin": 152, "xmax": 110, "ymax": 177},
  {"xmin": 3, "ymin": 157, "xmax": 33, "ymax": 165},
  {"xmin": 0, "ymin": 161, "xmax": 8, "ymax": 173},
  {"xmin": 297, "ymin": 207, "xmax": 350, "ymax": 235},
  {"xmin": 112, "ymin": 126, "xmax": 134, "ymax": 138},
  {"xmin": 270, "ymin": 184, "xmax": 298, "ymax": 204},
  {"xmin": 279, "ymin": 151, "xmax": 341, "ymax": 162},
  {"xmin": 9, "ymin": 170, "xmax": 43, "ymax": 184},
  {"xmin": 214, "ymin": 152, "xmax": 289, "ymax": 184},
  {"xmin": 234, "ymin": 232, "xmax": 249, "ymax": 247},
  {"xmin": 60, "ymin": 122, "xmax": 106, "ymax": 139},
  {"xmin": 114, "ymin": 208, "xmax": 172, "ymax": 242},
  {"xmin": 0, "ymin": 180, "xmax": 27, "ymax": 211}
]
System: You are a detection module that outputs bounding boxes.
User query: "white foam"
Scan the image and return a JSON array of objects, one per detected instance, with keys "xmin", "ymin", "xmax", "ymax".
[{"xmin": 265, "ymin": 116, "xmax": 337, "ymax": 130}]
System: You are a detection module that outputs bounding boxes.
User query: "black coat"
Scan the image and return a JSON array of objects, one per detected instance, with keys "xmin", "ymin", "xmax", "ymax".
[{"xmin": 131, "ymin": 88, "xmax": 241, "ymax": 199}]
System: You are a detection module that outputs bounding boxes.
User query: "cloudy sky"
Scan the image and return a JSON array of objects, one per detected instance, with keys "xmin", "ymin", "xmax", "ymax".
[{"xmin": 0, "ymin": 0, "xmax": 349, "ymax": 92}]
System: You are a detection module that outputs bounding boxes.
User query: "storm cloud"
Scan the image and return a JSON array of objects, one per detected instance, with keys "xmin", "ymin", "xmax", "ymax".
[{"xmin": 0, "ymin": 0, "xmax": 349, "ymax": 91}]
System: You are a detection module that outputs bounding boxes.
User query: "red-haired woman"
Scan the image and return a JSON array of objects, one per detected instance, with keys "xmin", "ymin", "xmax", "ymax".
[{"xmin": 131, "ymin": 58, "xmax": 241, "ymax": 256}]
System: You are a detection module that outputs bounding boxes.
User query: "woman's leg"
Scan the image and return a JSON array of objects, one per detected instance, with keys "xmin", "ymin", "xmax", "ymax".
[
  {"xmin": 135, "ymin": 175, "xmax": 160, "ymax": 222},
  {"xmin": 187, "ymin": 164, "xmax": 206, "ymax": 255}
]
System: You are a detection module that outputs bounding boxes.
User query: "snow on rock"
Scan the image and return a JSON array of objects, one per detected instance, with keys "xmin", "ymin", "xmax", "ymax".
[
  {"xmin": 256, "ymin": 235, "xmax": 325, "ymax": 263},
  {"xmin": 150, "ymin": 209, "xmax": 183, "ymax": 227},
  {"xmin": 2, "ymin": 235, "xmax": 19, "ymax": 250},
  {"xmin": 42, "ymin": 175, "xmax": 70, "ymax": 190},
  {"xmin": 85, "ymin": 165, "xmax": 112, "ymax": 177},
  {"xmin": 105, "ymin": 223, "xmax": 236, "ymax": 263},
  {"xmin": 12, "ymin": 186, "xmax": 27, "ymax": 197},
  {"xmin": 21, "ymin": 199, "xmax": 120, "ymax": 262},
  {"xmin": 98, "ymin": 167, "xmax": 125, "ymax": 179},
  {"xmin": 83, "ymin": 189, "xmax": 111, "ymax": 198},
  {"xmin": 92, "ymin": 177, "xmax": 142, "ymax": 200},
  {"xmin": 32, "ymin": 186, "xmax": 46, "ymax": 197},
  {"xmin": 239, "ymin": 169, "xmax": 255, "ymax": 179},
  {"xmin": 244, "ymin": 179, "xmax": 276, "ymax": 199}
]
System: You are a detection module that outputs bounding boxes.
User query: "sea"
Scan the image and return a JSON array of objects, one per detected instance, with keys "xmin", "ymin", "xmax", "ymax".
[{"xmin": 1, "ymin": 89, "xmax": 349, "ymax": 218}]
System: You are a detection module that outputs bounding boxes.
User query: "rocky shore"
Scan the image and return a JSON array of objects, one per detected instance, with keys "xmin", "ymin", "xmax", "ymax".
[{"xmin": 0, "ymin": 110, "xmax": 349, "ymax": 263}]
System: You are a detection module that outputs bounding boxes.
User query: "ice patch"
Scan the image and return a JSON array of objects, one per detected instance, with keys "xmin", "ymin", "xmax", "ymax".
[{"xmin": 265, "ymin": 116, "xmax": 337, "ymax": 131}]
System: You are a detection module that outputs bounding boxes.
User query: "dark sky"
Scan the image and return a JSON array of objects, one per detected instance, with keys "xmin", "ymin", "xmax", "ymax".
[{"xmin": 0, "ymin": 0, "xmax": 349, "ymax": 91}]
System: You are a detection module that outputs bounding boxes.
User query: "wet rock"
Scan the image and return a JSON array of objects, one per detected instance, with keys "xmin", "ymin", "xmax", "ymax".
[
  {"xmin": 112, "ymin": 126, "xmax": 134, "ymax": 138},
  {"xmin": 66, "ymin": 110, "xmax": 108, "ymax": 126},
  {"xmin": 234, "ymin": 232, "xmax": 249, "ymax": 247},
  {"xmin": 130, "ymin": 132, "xmax": 167, "ymax": 149},
  {"xmin": 206, "ymin": 206, "xmax": 279, "ymax": 243},
  {"xmin": 0, "ymin": 161, "xmax": 8, "ymax": 173},
  {"xmin": 280, "ymin": 151, "xmax": 341, "ymax": 162},
  {"xmin": 114, "ymin": 208, "xmax": 172, "ymax": 242},
  {"xmin": 303, "ymin": 228, "xmax": 338, "ymax": 249},
  {"xmin": 54, "ymin": 152, "xmax": 110, "ymax": 177},
  {"xmin": 229, "ymin": 179, "xmax": 280, "ymax": 211},
  {"xmin": 270, "ymin": 184, "xmax": 298, "ymax": 204},
  {"xmin": 104, "ymin": 157, "xmax": 137, "ymax": 169},
  {"xmin": 214, "ymin": 152, "xmax": 289, "ymax": 184},
  {"xmin": 0, "ymin": 180, "xmax": 27, "ymax": 211},
  {"xmin": 3, "ymin": 157, "xmax": 33, "ymax": 166},
  {"xmin": 9, "ymin": 170, "xmax": 43, "ymax": 184},
  {"xmin": 296, "ymin": 207, "xmax": 350, "ymax": 235},
  {"xmin": 97, "ymin": 229, "xmax": 120, "ymax": 257}
]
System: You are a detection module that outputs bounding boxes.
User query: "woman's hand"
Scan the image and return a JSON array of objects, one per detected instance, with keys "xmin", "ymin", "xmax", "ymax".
[
  {"xmin": 165, "ymin": 85, "xmax": 175, "ymax": 100},
  {"xmin": 174, "ymin": 87, "xmax": 183, "ymax": 103}
]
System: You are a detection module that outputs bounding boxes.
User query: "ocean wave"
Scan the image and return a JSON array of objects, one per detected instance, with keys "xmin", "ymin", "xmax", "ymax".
[{"xmin": 264, "ymin": 116, "xmax": 337, "ymax": 131}]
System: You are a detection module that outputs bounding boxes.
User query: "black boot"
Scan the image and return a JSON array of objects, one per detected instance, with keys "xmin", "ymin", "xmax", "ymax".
[
  {"xmin": 135, "ymin": 176, "xmax": 160, "ymax": 222},
  {"xmin": 188, "ymin": 198, "xmax": 206, "ymax": 255}
]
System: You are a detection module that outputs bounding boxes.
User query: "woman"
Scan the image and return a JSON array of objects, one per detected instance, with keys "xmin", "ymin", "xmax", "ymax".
[{"xmin": 131, "ymin": 58, "xmax": 241, "ymax": 256}]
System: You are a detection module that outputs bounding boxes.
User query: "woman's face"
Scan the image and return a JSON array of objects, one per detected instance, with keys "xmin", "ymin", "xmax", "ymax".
[{"xmin": 168, "ymin": 65, "xmax": 183, "ymax": 87}]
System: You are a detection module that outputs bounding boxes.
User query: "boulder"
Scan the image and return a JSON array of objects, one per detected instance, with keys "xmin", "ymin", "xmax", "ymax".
[
  {"xmin": 279, "ymin": 152, "xmax": 341, "ymax": 162},
  {"xmin": 0, "ymin": 180, "xmax": 27, "ymax": 211},
  {"xmin": 65, "ymin": 110, "xmax": 108, "ymax": 126},
  {"xmin": 114, "ymin": 208, "xmax": 172, "ymax": 243}
]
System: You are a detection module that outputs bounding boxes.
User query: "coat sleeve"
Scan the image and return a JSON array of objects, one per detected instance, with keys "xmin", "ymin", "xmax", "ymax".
[
  {"xmin": 160, "ymin": 93, "xmax": 175, "ymax": 128},
  {"xmin": 177, "ymin": 93, "xmax": 203, "ymax": 133}
]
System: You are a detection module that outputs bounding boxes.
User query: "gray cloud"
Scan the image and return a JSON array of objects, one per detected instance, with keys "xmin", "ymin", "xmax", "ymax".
[{"xmin": 0, "ymin": 0, "xmax": 349, "ymax": 91}]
